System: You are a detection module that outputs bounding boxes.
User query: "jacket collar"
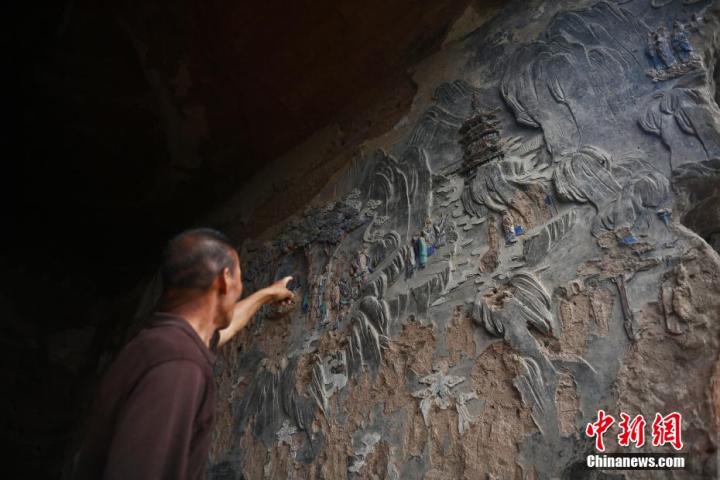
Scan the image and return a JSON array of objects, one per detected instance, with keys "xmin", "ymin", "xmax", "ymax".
[{"xmin": 147, "ymin": 312, "xmax": 219, "ymax": 365}]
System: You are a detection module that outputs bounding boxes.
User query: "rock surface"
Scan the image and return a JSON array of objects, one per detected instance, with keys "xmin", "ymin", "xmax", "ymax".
[{"xmin": 210, "ymin": 1, "xmax": 720, "ymax": 478}]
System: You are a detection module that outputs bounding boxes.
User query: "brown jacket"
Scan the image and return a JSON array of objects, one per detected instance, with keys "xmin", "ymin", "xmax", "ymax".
[{"xmin": 72, "ymin": 313, "xmax": 219, "ymax": 480}]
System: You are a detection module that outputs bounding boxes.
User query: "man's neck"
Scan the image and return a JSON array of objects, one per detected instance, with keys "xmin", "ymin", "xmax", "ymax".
[
  {"xmin": 157, "ymin": 293, "xmax": 217, "ymax": 347},
  {"xmin": 180, "ymin": 313, "xmax": 217, "ymax": 347}
]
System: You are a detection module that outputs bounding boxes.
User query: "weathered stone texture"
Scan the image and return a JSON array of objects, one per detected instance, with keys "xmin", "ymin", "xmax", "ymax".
[{"xmin": 210, "ymin": 1, "xmax": 720, "ymax": 478}]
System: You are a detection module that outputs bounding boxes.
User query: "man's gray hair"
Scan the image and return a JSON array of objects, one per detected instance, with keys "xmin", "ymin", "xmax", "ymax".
[{"xmin": 160, "ymin": 228, "xmax": 237, "ymax": 289}]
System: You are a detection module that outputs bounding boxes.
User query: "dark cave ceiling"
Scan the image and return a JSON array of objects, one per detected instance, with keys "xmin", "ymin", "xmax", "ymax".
[{"xmin": 10, "ymin": 0, "xmax": 506, "ymax": 290}]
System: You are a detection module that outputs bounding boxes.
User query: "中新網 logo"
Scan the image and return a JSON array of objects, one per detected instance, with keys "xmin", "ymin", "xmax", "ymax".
[{"xmin": 585, "ymin": 410, "xmax": 683, "ymax": 451}]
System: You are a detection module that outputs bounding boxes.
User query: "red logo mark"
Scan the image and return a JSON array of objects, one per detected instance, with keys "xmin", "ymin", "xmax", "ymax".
[
  {"xmin": 618, "ymin": 412, "xmax": 646, "ymax": 448},
  {"xmin": 585, "ymin": 409, "xmax": 615, "ymax": 452},
  {"xmin": 651, "ymin": 412, "xmax": 683, "ymax": 450}
]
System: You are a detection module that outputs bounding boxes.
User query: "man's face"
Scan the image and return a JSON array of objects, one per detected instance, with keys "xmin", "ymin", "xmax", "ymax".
[{"xmin": 217, "ymin": 251, "xmax": 243, "ymax": 329}]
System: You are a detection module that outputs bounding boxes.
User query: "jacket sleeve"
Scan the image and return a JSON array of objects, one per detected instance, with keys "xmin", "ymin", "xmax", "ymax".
[{"xmin": 102, "ymin": 360, "xmax": 207, "ymax": 480}]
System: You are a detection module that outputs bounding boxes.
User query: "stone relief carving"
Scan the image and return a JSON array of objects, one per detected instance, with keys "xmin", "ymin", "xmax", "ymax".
[
  {"xmin": 639, "ymin": 80, "xmax": 720, "ymax": 166},
  {"xmin": 347, "ymin": 432, "xmax": 382, "ymax": 474},
  {"xmin": 522, "ymin": 209, "xmax": 577, "ymax": 265},
  {"xmin": 411, "ymin": 368, "xmax": 467, "ymax": 425},
  {"xmin": 212, "ymin": 1, "xmax": 720, "ymax": 478},
  {"xmin": 646, "ymin": 21, "xmax": 703, "ymax": 81}
]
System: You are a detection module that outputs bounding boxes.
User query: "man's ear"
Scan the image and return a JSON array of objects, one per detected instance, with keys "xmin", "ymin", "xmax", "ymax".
[{"xmin": 217, "ymin": 267, "xmax": 231, "ymax": 295}]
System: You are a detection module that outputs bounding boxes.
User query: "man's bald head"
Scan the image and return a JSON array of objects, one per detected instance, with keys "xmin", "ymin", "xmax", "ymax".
[{"xmin": 160, "ymin": 228, "xmax": 238, "ymax": 290}]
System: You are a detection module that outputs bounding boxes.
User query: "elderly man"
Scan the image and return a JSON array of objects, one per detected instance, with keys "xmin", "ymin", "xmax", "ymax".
[{"xmin": 72, "ymin": 229, "xmax": 293, "ymax": 479}]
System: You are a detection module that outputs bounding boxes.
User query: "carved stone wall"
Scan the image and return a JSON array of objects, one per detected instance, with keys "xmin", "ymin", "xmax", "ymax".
[{"xmin": 209, "ymin": 1, "xmax": 720, "ymax": 478}]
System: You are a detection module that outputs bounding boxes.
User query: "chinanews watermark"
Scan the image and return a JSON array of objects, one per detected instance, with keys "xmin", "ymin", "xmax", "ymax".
[{"xmin": 584, "ymin": 410, "xmax": 686, "ymax": 470}]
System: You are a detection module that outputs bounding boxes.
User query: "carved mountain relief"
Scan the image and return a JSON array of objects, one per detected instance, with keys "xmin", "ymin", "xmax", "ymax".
[{"xmin": 210, "ymin": 1, "xmax": 720, "ymax": 478}]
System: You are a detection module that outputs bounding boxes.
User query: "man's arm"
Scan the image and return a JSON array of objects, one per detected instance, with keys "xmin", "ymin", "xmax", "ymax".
[
  {"xmin": 218, "ymin": 276, "xmax": 294, "ymax": 347},
  {"xmin": 103, "ymin": 360, "xmax": 206, "ymax": 480}
]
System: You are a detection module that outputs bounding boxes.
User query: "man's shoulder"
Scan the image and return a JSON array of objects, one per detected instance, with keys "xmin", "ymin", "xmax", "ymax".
[{"xmin": 119, "ymin": 319, "xmax": 213, "ymax": 374}]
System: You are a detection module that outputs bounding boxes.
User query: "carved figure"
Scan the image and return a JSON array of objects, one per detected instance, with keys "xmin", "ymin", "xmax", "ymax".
[
  {"xmin": 647, "ymin": 32, "xmax": 664, "ymax": 70},
  {"xmin": 352, "ymin": 247, "xmax": 373, "ymax": 280},
  {"xmin": 316, "ymin": 268, "xmax": 328, "ymax": 323},
  {"xmin": 415, "ymin": 232, "xmax": 428, "ymax": 268},
  {"xmin": 656, "ymin": 27, "xmax": 677, "ymax": 67},
  {"xmin": 329, "ymin": 282, "xmax": 340, "ymax": 311},
  {"xmin": 671, "ymin": 21, "xmax": 693, "ymax": 61},
  {"xmin": 645, "ymin": 22, "xmax": 702, "ymax": 82},
  {"xmin": 657, "ymin": 208, "xmax": 672, "ymax": 226},
  {"xmin": 502, "ymin": 210, "xmax": 517, "ymax": 244},
  {"xmin": 422, "ymin": 217, "xmax": 437, "ymax": 246},
  {"xmin": 338, "ymin": 277, "xmax": 352, "ymax": 306}
]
